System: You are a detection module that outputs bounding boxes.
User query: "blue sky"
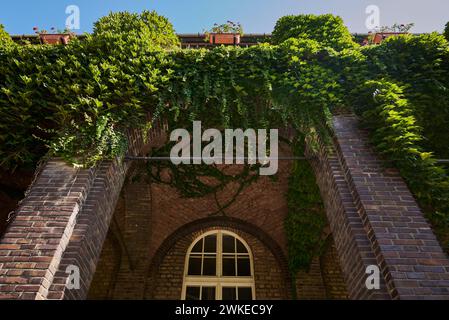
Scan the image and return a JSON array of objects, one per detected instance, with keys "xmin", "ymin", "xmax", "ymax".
[{"xmin": 1, "ymin": 0, "xmax": 448, "ymax": 35}]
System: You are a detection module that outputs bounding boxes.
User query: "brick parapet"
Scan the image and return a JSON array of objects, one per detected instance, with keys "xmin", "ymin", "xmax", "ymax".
[{"xmin": 331, "ymin": 115, "xmax": 449, "ymax": 299}]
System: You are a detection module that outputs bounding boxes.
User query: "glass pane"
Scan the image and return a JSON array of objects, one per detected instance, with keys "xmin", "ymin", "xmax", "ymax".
[
  {"xmin": 201, "ymin": 287, "xmax": 216, "ymax": 300},
  {"xmin": 223, "ymin": 235, "xmax": 235, "ymax": 253},
  {"xmin": 191, "ymin": 239, "xmax": 203, "ymax": 253},
  {"xmin": 222, "ymin": 287, "xmax": 237, "ymax": 300},
  {"xmin": 204, "ymin": 235, "xmax": 217, "ymax": 253},
  {"xmin": 186, "ymin": 286, "xmax": 200, "ymax": 300},
  {"xmin": 236, "ymin": 240, "xmax": 247, "ymax": 253},
  {"xmin": 188, "ymin": 256, "xmax": 202, "ymax": 275},
  {"xmin": 237, "ymin": 257, "xmax": 251, "ymax": 276},
  {"xmin": 203, "ymin": 257, "xmax": 216, "ymax": 276},
  {"xmin": 222, "ymin": 256, "xmax": 236, "ymax": 276},
  {"xmin": 238, "ymin": 287, "xmax": 253, "ymax": 300}
]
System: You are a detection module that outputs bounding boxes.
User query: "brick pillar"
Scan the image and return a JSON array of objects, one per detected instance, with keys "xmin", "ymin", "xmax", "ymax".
[
  {"xmin": 310, "ymin": 126, "xmax": 391, "ymax": 300},
  {"xmin": 0, "ymin": 160, "xmax": 99, "ymax": 299},
  {"xmin": 46, "ymin": 159, "xmax": 129, "ymax": 299},
  {"xmin": 0, "ymin": 122, "xmax": 167, "ymax": 300},
  {"xmin": 0, "ymin": 159, "xmax": 129, "ymax": 300},
  {"xmin": 330, "ymin": 115, "xmax": 449, "ymax": 299}
]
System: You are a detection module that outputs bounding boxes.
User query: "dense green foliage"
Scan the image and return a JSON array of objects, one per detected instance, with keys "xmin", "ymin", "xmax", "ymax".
[
  {"xmin": 352, "ymin": 80, "xmax": 449, "ymax": 249},
  {"xmin": 93, "ymin": 10, "xmax": 180, "ymax": 50},
  {"xmin": 286, "ymin": 138, "xmax": 327, "ymax": 272},
  {"xmin": 0, "ymin": 35, "xmax": 342, "ymax": 169},
  {"xmin": 347, "ymin": 34, "xmax": 449, "ymax": 249},
  {"xmin": 361, "ymin": 33, "xmax": 449, "ymax": 158},
  {"xmin": 0, "ymin": 24, "xmax": 14, "ymax": 48},
  {"xmin": 1, "ymin": 12, "xmax": 449, "ymax": 272},
  {"xmin": 272, "ymin": 14, "xmax": 358, "ymax": 50}
]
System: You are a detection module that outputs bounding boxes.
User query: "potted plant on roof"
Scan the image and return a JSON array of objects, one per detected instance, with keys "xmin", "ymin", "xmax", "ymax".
[
  {"xmin": 34, "ymin": 26, "xmax": 75, "ymax": 45},
  {"xmin": 367, "ymin": 23, "xmax": 414, "ymax": 45},
  {"xmin": 205, "ymin": 21, "xmax": 243, "ymax": 45}
]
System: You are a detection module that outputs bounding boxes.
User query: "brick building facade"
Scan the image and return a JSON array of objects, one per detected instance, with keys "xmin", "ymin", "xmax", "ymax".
[
  {"xmin": 86, "ymin": 141, "xmax": 348, "ymax": 299},
  {"xmin": 1, "ymin": 115, "xmax": 449, "ymax": 300}
]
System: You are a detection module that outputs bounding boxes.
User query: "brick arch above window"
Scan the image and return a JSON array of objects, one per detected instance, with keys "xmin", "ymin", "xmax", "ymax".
[{"xmin": 146, "ymin": 216, "xmax": 292, "ymax": 299}]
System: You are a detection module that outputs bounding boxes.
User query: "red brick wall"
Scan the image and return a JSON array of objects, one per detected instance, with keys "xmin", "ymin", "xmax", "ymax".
[
  {"xmin": 87, "ymin": 142, "xmax": 298, "ymax": 299},
  {"xmin": 87, "ymin": 230, "xmax": 122, "ymax": 299},
  {"xmin": 87, "ymin": 141, "xmax": 347, "ymax": 300},
  {"xmin": 320, "ymin": 237, "xmax": 349, "ymax": 299},
  {"xmin": 309, "ymin": 115, "xmax": 449, "ymax": 300},
  {"xmin": 309, "ymin": 130, "xmax": 391, "ymax": 299},
  {"xmin": 3, "ymin": 115, "xmax": 449, "ymax": 300},
  {"xmin": 149, "ymin": 226, "xmax": 288, "ymax": 300},
  {"xmin": 331, "ymin": 116, "xmax": 449, "ymax": 299},
  {"xmin": 295, "ymin": 256, "xmax": 327, "ymax": 299},
  {"xmin": 0, "ymin": 121, "xmax": 167, "ymax": 300}
]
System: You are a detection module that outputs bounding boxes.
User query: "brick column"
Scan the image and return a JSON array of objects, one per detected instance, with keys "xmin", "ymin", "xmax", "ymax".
[
  {"xmin": 46, "ymin": 159, "xmax": 129, "ymax": 299},
  {"xmin": 0, "ymin": 122, "xmax": 167, "ymax": 300},
  {"xmin": 331, "ymin": 115, "xmax": 449, "ymax": 299},
  {"xmin": 0, "ymin": 160, "xmax": 98, "ymax": 299},
  {"xmin": 310, "ymin": 129, "xmax": 391, "ymax": 299}
]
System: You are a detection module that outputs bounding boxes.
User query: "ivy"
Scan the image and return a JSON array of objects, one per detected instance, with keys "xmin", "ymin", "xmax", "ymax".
[
  {"xmin": 360, "ymin": 33, "xmax": 449, "ymax": 157},
  {"xmin": 1, "ymin": 11, "xmax": 449, "ymax": 272},
  {"xmin": 352, "ymin": 80, "xmax": 449, "ymax": 250},
  {"xmin": 286, "ymin": 137, "xmax": 327, "ymax": 273},
  {"xmin": 145, "ymin": 141, "xmax": 261, "ymax": 216},
  {"xmin": 0, "ymin": 24, "xmax": 15, "ymax": 48}
]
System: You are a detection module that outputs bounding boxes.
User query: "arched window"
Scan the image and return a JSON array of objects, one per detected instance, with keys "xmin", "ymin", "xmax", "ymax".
[{"xmin": 182, "ymin": 230, "xmax": 255, "ymax": 300}]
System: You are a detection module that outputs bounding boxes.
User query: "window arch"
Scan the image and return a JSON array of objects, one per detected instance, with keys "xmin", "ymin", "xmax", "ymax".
[{"xmin": 182, "ymin": 230, "xmax": 255, "ymax": 300}]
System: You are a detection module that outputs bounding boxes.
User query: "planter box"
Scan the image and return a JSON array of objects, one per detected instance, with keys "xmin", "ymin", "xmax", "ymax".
[
  {"xmin": 209, "ymin": 33, "xmax": 241, "ymax": 45},
  {"xmin": 39, "ymin": 34, "xmax": 72, "ymax": 45},
  {"xmin": 372, "ymin": 32, "xmax": 407, "ymax": 44}
]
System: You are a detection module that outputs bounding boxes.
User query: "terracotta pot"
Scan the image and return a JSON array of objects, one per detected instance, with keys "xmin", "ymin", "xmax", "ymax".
[
  {"xmin": 39, "ymin": 34, "xmax": 72, "ymax": 45},
  {"xmin": 372, "ymin": 32, "xmax": 406, "ymax": 45},
  {"xmin": 209, "ymin": 33, "xmax": 241, "ymax": 45}
]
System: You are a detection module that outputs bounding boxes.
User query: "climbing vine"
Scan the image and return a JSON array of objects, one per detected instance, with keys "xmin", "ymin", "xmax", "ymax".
[
  {"xmin": 0, "ymin": 24, "xmax": 14, "ymax": 48},
  {"xmin": 1, "ymin": 12, "xmax": 449, "ymax": 273},
  {"xmin": 351, "ymin": 80, "xmax": 449, "ymax": 250},
  {"xmin": 286, "ymin": 137, "xmax": 327, "ymax": 274},
  {"xmin": 144, "ymin": 140, "xmax": 261, "ymax": 216}
]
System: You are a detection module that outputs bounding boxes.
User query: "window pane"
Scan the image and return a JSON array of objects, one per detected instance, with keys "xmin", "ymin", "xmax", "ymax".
[
  {"xmin": 222, "ymin": 287, "xmax": 237, "ymax": 300},
  {"xmin": 203, "ymin": 257, "xmax": 216, "ymax": 276},
  {"xmin": 191, "ymin": 239, "xmax": 203, "ymax": 253},
  {"xmin": 236, "ymin": 240, "xmax": 248, "ymax": 253},
  {"xmin": 201, "ymin": 287, "xmax": 216, "ymax": 300},
  {"xmin": 186, "ymin": 286, "xmax": 200, "ymax": 300},
  {"xmin": 222, "ymin": 235, "xmax": 235, "ymax": 253},
  {"xmin": 237, "ymin": 257, "xmax": 251, "ymax": 276},
  {"xmin": 204, "ymin": 235, "xmax": 217, "ymax": 253},
  {"xmin": 222, "ymin": 256, "xmax": 236, "ymax": 276},
  {"xmin": 188, "ymin": 256, "xmax": 202, "ymax": 275},
  {"xmin": 238, "ymin": 287, "xmax": 253, "ymax": 300}
]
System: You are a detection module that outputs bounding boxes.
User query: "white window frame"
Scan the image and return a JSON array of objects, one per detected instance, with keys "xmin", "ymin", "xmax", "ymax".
[{"xmin": 181, "ymin": 230, "xmax": 256, "ymax": 300}]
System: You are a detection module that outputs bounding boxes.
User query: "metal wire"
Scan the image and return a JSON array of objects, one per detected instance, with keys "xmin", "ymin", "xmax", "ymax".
[
  {"xmin": 125, "ymin": 156, "xmax": 449, "ymax": 163},
  {"xmin": 125, "ymin": 156, "xmax": 310, "ymax": 161}
]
